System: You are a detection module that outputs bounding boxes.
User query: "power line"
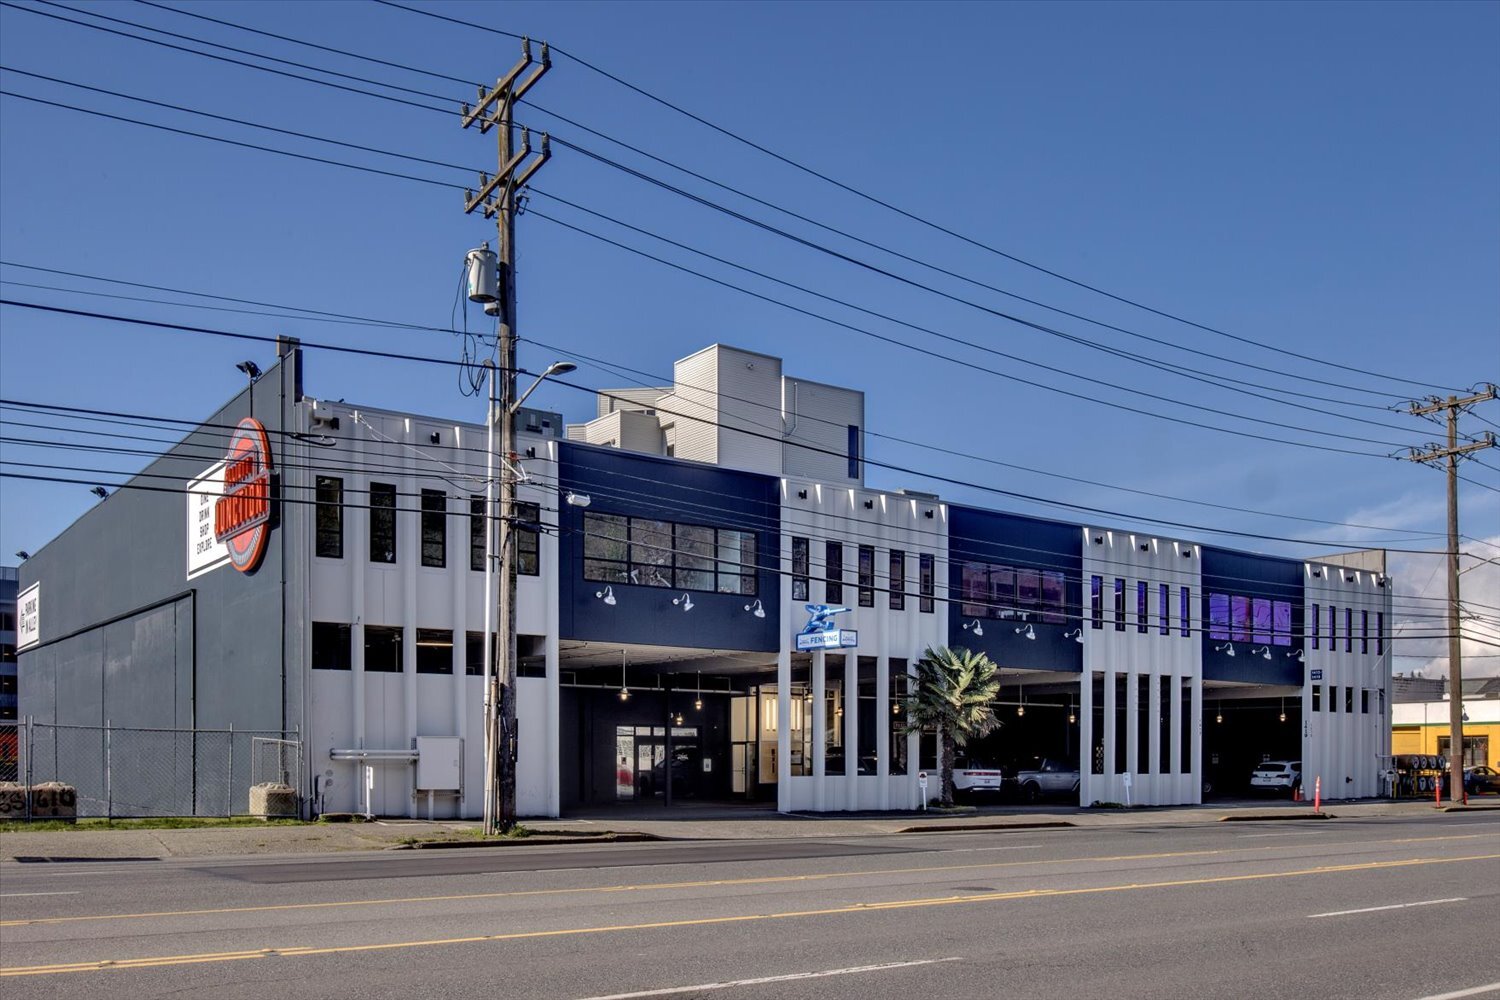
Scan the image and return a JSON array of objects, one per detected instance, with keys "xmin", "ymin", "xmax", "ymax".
[
  {"xmin": 0, "ymin": 270, "xmax": 1463, "ymax": 544},
  {"xmin": 369, "ymin": 0, "xmax": 1465, "ymax": 396}
]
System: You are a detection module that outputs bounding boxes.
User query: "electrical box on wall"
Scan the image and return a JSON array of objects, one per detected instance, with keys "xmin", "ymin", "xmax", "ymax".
[{"xmin": 415, "ymin": 737, "xmax": 462, "ymax": 791}]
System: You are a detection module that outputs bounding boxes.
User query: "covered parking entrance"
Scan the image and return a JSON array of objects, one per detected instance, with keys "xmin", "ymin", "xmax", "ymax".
[
  {"xmin": 557, "ymin": 641, "xmax": 782, "ymax": 811},
  {"xmin": 958, "ymin": 669, "xmax": 1083, "ymax": 805},
  {"xmin": 1201, "ymin": 681, "xmax": 1302, "ymax": 798}
]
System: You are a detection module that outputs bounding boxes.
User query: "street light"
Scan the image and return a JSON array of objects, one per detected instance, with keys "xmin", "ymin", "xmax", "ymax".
[{"xmin": 482, "ymin": 357, "xmax": 577, "ymax": 836}]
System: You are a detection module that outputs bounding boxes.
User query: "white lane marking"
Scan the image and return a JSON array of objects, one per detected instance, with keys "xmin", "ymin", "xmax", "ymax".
[
  {"xmin": 941, "ymin": 845, "xmax": 1042, "ymax": 853},
  {"xmin": 1309, "ymin": 897, "xmax": 1467, "ymax": 919},
  {"xmin": 572, "ymin": 957, "xmax": 962, "ymax": 999},
  {"xmin": 1413, "ymin": 982, "xmax": 1500, "ymax": 1000},
  {"xmin": 1236, "ymin": 831, "xmax": 1322, "ymax": 838},
  {"xmin": 0, "ymin": 891, "xmax": 81, "ymax": 898}
]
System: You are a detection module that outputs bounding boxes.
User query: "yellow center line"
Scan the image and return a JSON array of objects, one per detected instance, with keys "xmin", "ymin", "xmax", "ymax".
[
  {"xmin": 3, "ymin": 853, "xmax": 1495, "ymax": 978},
  {"xmin": 0, "ymin": 831, "xmax": 1488, "ymax": 929}
]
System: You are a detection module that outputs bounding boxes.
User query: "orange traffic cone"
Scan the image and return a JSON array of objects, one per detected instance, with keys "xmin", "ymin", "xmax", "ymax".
[{"xmin": 1293, "ymin": 785, "xmax": 1301, "ymax": 802}]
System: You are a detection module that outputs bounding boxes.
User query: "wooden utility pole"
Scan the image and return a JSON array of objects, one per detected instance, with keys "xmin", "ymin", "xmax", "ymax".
[
  {"xmin": 462, "ymin": 39, "xmax": 550, "ymax": 834},
  {"xmin": 1404, "ymin": 384, "xmax": 1496, "ymax": 804}
]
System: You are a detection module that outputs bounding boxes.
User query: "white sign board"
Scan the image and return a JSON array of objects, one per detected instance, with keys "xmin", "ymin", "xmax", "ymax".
[
  {"xmin": 918, "ymin": 771, "xmax": 928, "ymax": 789},
  {"xmin": 794, "ymin": 629, "xmax": 859, "ymax": 651},
  {"xmin": 186, "ymin": 461, "xmax": 231, "ymax": 579},
  {"xmin": 17, "ymin": 581, "xmax": 40, "ymax": 650}
]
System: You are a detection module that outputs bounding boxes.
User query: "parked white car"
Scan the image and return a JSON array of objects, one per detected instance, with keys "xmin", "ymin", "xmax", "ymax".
[
  {"xmin": 952, "ymin": 757, "xmax": 1006, "ymax": 798},
  {"xmin": 1249, "ymin": 760, "xmax": 1302, "ymax": 796}
]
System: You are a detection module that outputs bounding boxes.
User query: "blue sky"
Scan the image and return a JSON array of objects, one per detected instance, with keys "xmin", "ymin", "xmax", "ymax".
[{"xmin": 1, "ymin": 1, "xmax": 1496, "ymax": 669}]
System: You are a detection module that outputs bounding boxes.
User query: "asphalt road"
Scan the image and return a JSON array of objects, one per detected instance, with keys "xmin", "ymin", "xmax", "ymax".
[{"xmin": 2, "ymin": 814, "xmax": 1497, "ymax": 999}]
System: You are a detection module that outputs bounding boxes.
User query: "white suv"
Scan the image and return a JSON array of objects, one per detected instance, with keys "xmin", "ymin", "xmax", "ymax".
[
  {"xmin": 952, "ymin": 757, "xmax": 1006, "ymax": 798},
  {"xmin": 1249, "ymin": 760, "xmax": 1302, "ymax": 796}
]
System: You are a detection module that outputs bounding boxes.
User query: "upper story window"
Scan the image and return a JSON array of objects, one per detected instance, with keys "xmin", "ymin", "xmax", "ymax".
[
  {"xmin": 1344, "ymin": 607, "xmax": 1353, "ymax": 652},
  {"xmin": 582, "ymin": 512, "xmax": 757, "ymax": 596},
  {"xmin": 919, "ymin": 554, "xmax": 935, "ymax": 613},
  {"xmin": 1113, "ymin": 578, "xmax": 1126, "ymax": 631},
  {"xmin": 1376, "ymin": 611, "xmax": 1385, "ymax": 656},
  {"xmin": 1090, "ymin": 575, "xmax": 1103, "ymax": 629},
  {"xmin": 858, "ymin": 545, "xmax": 875, "ymax": 608},
  {"xmin": 369, "ymin": 482, "xmax": 396, "ymax": 564},
  {"xmin": 826, "ymin": 541, "xmax": 844, "ymax": 603},
  {"xmin": 470, "ymin": 497, "xmax": 487, "ymax": 572},
  {"xmin": 515, "ymin": 501, "xmax": 541, "ymax": 576},
  {"xmin": 791, "ymin": 537, "xmax": 809, "ymax": 601},
  {"xmin": 421, "ymin": 489, "xmax": 447, "ymax": 568},
  {"xmin": 1179, "ymin": 586, "xmax": 1191, "ymax": 638},
  {"xmin": 1136, "ymin": 581, "xmax": 1148, "ymax": 634},
  {"xmin": 960, "ymin": 560, "xmax": 1067, "ymax": 624},
  {"xmin": 315, "ymin": 476, "xmax": 343, "ymax": 558},
  {"xmin": 889, "ymin": 550, "xmax": 905, "ymax": 611},
  {"xmin": 1159, "ymin": 583, "xmax": 1170, "ymax": 636},
  {"xmin": 1207, "ymin": 591, "xmax": 1293, "ymax": 646},
  {"xmin": 1311, "ymin": 603, "xmax": 1320, "ymax": 649}
]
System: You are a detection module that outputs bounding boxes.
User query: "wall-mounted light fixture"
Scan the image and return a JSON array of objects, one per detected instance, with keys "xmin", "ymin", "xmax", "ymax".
[
  {"xmin": 1250, "ymin": 645, "xmax": 1272, "ymax": 661},
  {"xmin": 672, "ymin": 592, "xmax": 695, "ymax": 612},
  {"xmin": 14, "ymin": 550, "xmax": 30, "ymax": 561},
  {"xmin": 1310, "ymin": 568, "xmax": 1322, "ymax": 577},
  {"xmin": 1214, "ymin": 642, "xmax": 1236, "ymax": 657},
  {"xmin": 595, "ymin": 586, "xmax": 617, "ymax": 606},
  {"xmin": 744, "ymin": 599, "xmax": 765, "ymax": 618},
  {"xmin": 863, "ymin": 500, "xmax": 874, "ymax": 510},
  {"xmin": 963, "ymin": 619, "xmax": 984, "ymax": 637},
  {"xmin": 797, "ymin": 489, "xmax": 808, "ymax": 499},
  {"xmin": 1092, "ymin": 535, "xmax": 1104, "ymax": 544},
  {"xmin": 1015, "ymin": 623, "xmax": 1036, "ymax": 640},
  {"xmin": 1139, "ymin": 543, "xmax": 1150, "ymax": 552},
  {"xmin": 235, "ymin": 359, "xmax": 262, "ymax": 382},
  {"xmin": 1287, "ymin": 648, "xmax": 1305, "ymax": 663},
  {"xmin": 924, "ymin": 509, "xmax": 934, "ymax": 519},
  {"xmin": 429, "ymin": 431, "xmax": 441, "ymax": 445},
  {"xmin": 1063, "ymin": 628, "xmax": 1084, "ymax": 644},
  {"xmin": 90, "ymin": 486, "xmax": 109, "ymax": 500}
]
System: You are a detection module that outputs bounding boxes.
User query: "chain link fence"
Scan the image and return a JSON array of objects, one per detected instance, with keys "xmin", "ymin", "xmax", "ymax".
[{"xmin": 10, "ymin": 720, "xmax": 302, "ymax": 819}]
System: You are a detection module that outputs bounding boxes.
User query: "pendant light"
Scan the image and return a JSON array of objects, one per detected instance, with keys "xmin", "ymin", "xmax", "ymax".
[
  {"xmin": 694, "ymin": 670, "xmax": 703, "ymax": 711},
  {"xmin": 618, "ymin": 649, "xmax": 630, "ymax": 701}
]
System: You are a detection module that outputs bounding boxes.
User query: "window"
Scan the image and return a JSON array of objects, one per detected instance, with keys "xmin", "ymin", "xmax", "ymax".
[
  {"xmin": 1272, "ymin": 601, "xmax": 1292, "ymax": 647},
  {"xmin": 1208, "ymin": 592, "xmax": 1230, "ymax": 641},
  {"xmin": 369, "ymin": 482, "xmax": 396, "ymax": 564},
  {"xmin": 1252, "ymin": 598, "xmax": 1272, "ymax": 644},
  {"xmin": 919, "ymin": 554, "xmax": 935, "ymax": 613},
  {"xmin": 1361, "ymin": 689, "xmax": 1369, "ymax": 714},
  {"xmin": 826, "ymin": 542, "xmax": 843, "ymax": 603},
  {"xmin": 847, "ymin": 424, "xmax": 860, "ymax": 479},
  {"xmin": 365, "ymin": 625, "xmax": 403, "ymax": 672},
  {"xmin": 1330, "ymin": 685, "xmax": 1339, "ymax": 713},
  {"xmin": 470, "ymin": 497, "xmax": 486, "ymax": 572},
  {"xmin": 1180, "ymin": 586, "xmax": 1191, "ymax": 638},
  {"xmin": 1376, "ymin": 611, "xmax": 1385, "ymax": 656},
  {"xmin": 315, "ymin": 476, "xmax": 343, "ymax": 558},
  {"xmin": 1329, "ymin": 605, "xmax": 1337, "ymax": 650},
  {"xmin": 1136, "ymin": 581, "xmax": 1148, "ymax": 633},
  {"xmin": 1344, "ymin": 607, "xmax": 1353, "ymax": 652},
  {"xmin": 1311, "ymin": 603, "xmax": 1320, "ymax": 649},
  {"xmin": 1360, "ymin": 609, "xmax": 1369, "ymax": 654},
  {"xmin": 857, "ymin": 545, "xmax": 875, "ymax": 607},
  {"xmin": 1159, "ymin": 583, "xmax": 1170, "ymax": 635},
  {"xmin": 515, "ymin": 501, "xmax": 540, "ymax": 576},
  {"xmin": 1312, "ymin": 685, "xmax": 1322, "ymax": 712},
  {"xmin": 889, "ymin": 550, "xmax": 905, "ymax": 611},
  {"xmin": 792, "ymin": 537, "xmax": 809, "ymax": 601},
  {"xmin": 0, "ymin": 643, "xmax": 14, "ymax": 664},
  {"xmin": 1017, "ymin": 568, "xmax": 1040, "ymax": 612},
  {"xmin": 415, "ymin": 628, "xmax": 453, "ymax": 674},
  {"xmin": 421, "ymin": 489, "xmax": 446, "ymax": 568},
  {"xmin": 1040, "ymin": 571, "xmax": 1065, "ymax": 624},
  {"xmin": 581, "ymin": 512, "xmax": 757, "ymax": 596},
  {"xmin": 1091, "ymin": 575, "xmax": 1103, "ymax": 629},
  {"xmin": 1231, "ymin": 595, "xmax": 1251, "ymax": 642},
  {"xmin": 465, "ymin": 631, "xmax": 492, "ymax": 676},
  {"xmin": 1114, "ymin": 578, "xmax": 1126, "ymax": 631},
  {"xmin": 1344, "ymin": 686, "xmax": 1353, "ymax": 713},
  {"xmin": 1437, "ymin": 735, "xmax": 1490, "ymax": 769},
  {"xmin": 311, "ymin": 622, "xmax": 351, "ymax": 670}
]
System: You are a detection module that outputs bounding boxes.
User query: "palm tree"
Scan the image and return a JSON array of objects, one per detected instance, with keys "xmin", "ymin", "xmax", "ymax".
[{"xmin": 902, "ymin": 646, "xmax": 1002, "ymax": 807}]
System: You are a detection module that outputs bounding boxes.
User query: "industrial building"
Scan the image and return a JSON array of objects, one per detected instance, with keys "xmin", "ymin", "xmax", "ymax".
[{"xmin": 14, "ymin": 342, "xmax": 1395, "ymax": 817}]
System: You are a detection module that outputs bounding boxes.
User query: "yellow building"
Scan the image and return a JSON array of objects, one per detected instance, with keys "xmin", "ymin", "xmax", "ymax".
[{"xmin": 1391, "ymin": 697, "xmax": 1499, "ymax": 767}]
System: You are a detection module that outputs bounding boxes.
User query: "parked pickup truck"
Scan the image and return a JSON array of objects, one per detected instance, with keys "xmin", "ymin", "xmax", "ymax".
[{"xmin": 1014, "ymin": 757, "xmax": 1080, "ymax": 802}]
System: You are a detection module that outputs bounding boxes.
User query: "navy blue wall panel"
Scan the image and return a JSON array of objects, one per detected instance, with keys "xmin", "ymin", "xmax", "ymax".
[{"xmin": 1200, "ymin": 547, "xmax": 1303, "ymax": 685}]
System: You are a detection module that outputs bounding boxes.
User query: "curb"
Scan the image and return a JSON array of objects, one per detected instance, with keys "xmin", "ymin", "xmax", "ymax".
[
  {"xmin": 389, "ymin": 832, "xmax": 665, "ymax": 850},
  {"xmin": 1439, "ymin": 804, "xmax": 1500, "ymax": 813},
  {"xmin": 1218, "ymin": 812, "xmax": 1333, "ymax": 822},
  {"xmin": 895, "ymin": 821, "xmax": 1075, "ymax": 834}
]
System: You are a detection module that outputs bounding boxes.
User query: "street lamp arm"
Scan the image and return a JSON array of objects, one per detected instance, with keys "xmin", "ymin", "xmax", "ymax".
[{"xmin": 509, "ymin": 361, "xmax": 576, "ymax": 415}]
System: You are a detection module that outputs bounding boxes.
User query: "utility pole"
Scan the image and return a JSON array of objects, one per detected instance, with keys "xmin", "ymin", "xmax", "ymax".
[
  {"xmin": 462, "ymin": 39, "xmax": 551, "ymax": 834},
  {"xmin": 1403, "ymin": 384, "xmax": 1496, "ymax": 804}
]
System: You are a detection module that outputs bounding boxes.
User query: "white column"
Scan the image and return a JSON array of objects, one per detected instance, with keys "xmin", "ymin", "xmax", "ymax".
[
  {"xmin": 1079, "ymin": 670, "xmax": 1095, "ymax": 806},
  {"xmin": 876, "ymin": 653, "xmax": 890, "ymax": 810},
  {"xmin": 1147, "ymin": 672, "xmax": 1162, "ymax": 801},
  {"xmin": 544, "ymin": 506, "xmax": 561, "ymax": 818},
  {"xmin": 451, "ymin": 482, "xmax": 468, "ymax": 818},
  {"xmin": 812, "ymin": 649, "xmax": 826, "ymax": 812},
  {"xmin": 1125, "ymin": 670, "xmax": 1139, "ymax": 781},
  {"xmin": 1190, "ymin": 676, "xmax": 1204, "ymax": 805},
  {"xmin": 777, "ymin": 648, "xmax": 792, "ymax": 814},
  {"xmin": 844, "ymin": 654, "xmax": 859, "ymax": 811}
]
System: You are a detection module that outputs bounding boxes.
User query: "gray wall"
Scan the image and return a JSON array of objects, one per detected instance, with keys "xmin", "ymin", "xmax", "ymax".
[{"xmin": 17, "ymin": 349, "xmax": 307, "ymax": 737}]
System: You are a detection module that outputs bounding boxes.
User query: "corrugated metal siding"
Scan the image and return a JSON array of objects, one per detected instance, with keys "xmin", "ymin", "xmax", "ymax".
[{"xmin": 663, "ymin": 347, "xmax": 720, "ymax": 465}]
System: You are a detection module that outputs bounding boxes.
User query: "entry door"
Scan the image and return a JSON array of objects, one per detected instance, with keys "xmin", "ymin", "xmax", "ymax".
[
  {"xmin": 730, "ymin": 694, "xmax": 755, "ymax": 796},
  {"xmin": 635, "ymin": 739, "xmax": 665, "ymax": 799}
]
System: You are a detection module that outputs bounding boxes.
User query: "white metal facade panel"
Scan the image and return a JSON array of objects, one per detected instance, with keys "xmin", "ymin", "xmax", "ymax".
[
  {"xmin": 1080, "ymin": 527, "xmax": 1203, "ymax": 807},
  {"xmin": 781, "ymin": 377, "xmax": 864, "ymax": 485},
  {"xmin": 713, "ymin": 346, "xmax": 784, "ymax": 476}
]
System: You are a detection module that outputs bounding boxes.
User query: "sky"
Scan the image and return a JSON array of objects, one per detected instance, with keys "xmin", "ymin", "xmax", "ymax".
[{"xmin": 0, "ymin": 0, "xmax": 1496, "ymax": 672}]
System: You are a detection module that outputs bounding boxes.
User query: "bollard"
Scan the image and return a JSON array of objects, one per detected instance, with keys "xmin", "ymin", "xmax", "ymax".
[
  {"xmin": 1435, "ymin": 771, "xmax": 1442, "ymax": 806},
  {"xmin": 1314, "ymin": 775, "xmax": 1321, "ymax": 812}
]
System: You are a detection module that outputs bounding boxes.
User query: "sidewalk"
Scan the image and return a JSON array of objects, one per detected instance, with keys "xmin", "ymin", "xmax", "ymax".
[{"xmin": 3, "ymin": 797, "xmax": 1492, "ymax": 862}]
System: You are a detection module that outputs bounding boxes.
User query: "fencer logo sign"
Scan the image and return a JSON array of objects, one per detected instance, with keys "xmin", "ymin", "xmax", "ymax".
[
  {"xmin": 187, "ymin": 417, "xmax": 273, "ymax": 579},
  {"xmin": 214, "ymin": 417, "xmax": 273, "ymax": 573}
]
